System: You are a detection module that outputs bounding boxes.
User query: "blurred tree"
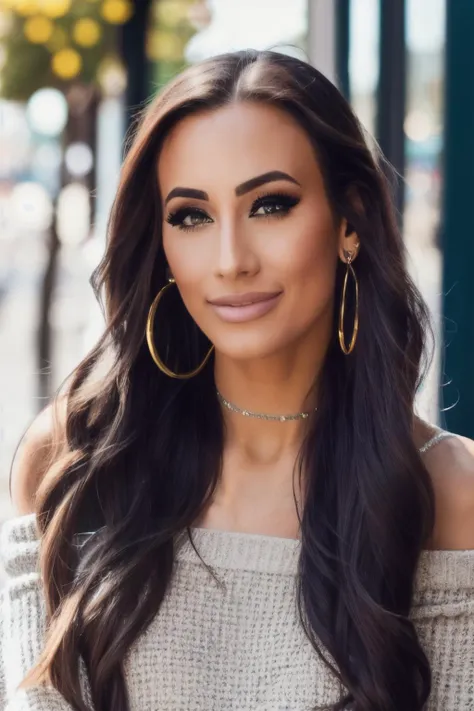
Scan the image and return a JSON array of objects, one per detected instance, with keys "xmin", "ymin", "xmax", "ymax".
[
  {"xmin": 120, "ymin": 0, "xmax": 202, "ymax": 133},
  {"xmin": 0, "ymin": 0, "xmax": 133, "ymax": 406},
  {"xmin": 0, "ymin": 0, "xmax": 204, "ymax": 404},
  {"xmin": 0, "ymin": 0, "xmax": 131, "ymax": 99},
  {"xmin": 147, "ymin": 0, "xmax": 202, "ymax": 90}
]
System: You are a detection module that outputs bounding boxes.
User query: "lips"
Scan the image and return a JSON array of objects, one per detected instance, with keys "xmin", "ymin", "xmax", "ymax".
[
  {"xmin": 207, "ymin": 291, "xmax": 283, "ymax": 323},
  {"xmin": 208, "ymin": 291, "xmax": 282, "ymax": 307}
]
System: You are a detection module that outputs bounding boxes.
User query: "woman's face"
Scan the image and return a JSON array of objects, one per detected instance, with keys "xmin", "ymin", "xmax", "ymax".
[{"xmin": 158, "ymin": 101, "xmax": 355, "ymax": 361}]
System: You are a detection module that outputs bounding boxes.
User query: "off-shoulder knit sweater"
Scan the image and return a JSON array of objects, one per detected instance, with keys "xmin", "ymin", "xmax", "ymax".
[{"xmin": 1, "ymin": 431, "xmax": 473, "ymax": 710}]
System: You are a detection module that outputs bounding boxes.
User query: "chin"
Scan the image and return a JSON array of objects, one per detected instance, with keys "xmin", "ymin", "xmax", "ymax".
[{"xmin": 211, "ymin": 331, "xmax": 285, "ymax": 362}]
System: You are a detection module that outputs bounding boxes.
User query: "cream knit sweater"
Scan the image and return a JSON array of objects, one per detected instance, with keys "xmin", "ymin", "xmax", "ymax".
[{"xmin": 1, "ymin": 433, "xmax": 473, "ymax": 710}]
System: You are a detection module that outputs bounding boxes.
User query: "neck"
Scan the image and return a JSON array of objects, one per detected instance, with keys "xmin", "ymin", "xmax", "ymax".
[{"xmin": 213, "ymin": 346, "xmax": 321, "ymax": 463}]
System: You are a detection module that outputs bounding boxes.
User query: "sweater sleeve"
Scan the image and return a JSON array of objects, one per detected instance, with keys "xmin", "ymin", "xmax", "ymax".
[
  {"xmin": 410, "ymin": 548, "xmax": 474, "ymax": 711},
  {"xmin": 0, "ymin": 514, "xmax": 91, "ymax": 711}
]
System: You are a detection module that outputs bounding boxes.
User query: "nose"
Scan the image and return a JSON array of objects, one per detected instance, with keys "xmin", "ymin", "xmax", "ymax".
[{"xmin": 215, "ymin": 219, "xmax": 260, "ymax": 279}]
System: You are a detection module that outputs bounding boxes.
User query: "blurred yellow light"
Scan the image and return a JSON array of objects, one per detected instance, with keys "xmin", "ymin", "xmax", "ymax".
[
  {"xmin": 97, "ymin": 54, "xmax": 127, "ymax": 95},
  {"xmin": 24, "ymin": 14, "xmax": 53, "ymax": 43},
  {"xmin": 73, "ymin": 17, "xmax": 102, "ymax": 47},
  {"xmin": 51, "ymin": 47, "xmax": 82, "ymax": 79},
  {"xmin": 101, "ymin": 0, "xmax": 133, "ymax": 25},
  {"xmin": 46, "ymin": 24, "xmax": 67, "ymax": 51},
  {"xmin": 156, "ymin": 1, "xmax": 189, "ymax": 27},
  {"xmin": 13, "ymin": 0, "xmax": 40, "ymax": 16},
  {"xmin": 147, "ymin": 29, "xmax": 183, "ymax": 62},
  {"xmin": 40, "ymin": 0, "xmax": 71, "ymax": 18}
]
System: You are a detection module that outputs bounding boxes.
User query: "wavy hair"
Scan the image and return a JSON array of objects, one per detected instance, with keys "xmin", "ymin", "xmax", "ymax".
[{"xmin": 18, "ymin": 50, "xmax": 435, "ymax": 711}]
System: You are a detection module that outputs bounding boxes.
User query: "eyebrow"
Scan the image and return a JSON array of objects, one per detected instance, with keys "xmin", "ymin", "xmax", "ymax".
[{"xmin": 163, "ymin": 170, "xmax": 301, "ymax": 205}]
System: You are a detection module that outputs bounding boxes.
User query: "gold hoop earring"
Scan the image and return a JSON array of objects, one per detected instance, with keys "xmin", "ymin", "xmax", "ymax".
[
  {"xmin": 146, "ymin": 278, "xmax": 214, "ymax": 379},
  {"xmin": 338, "ymin": 256, "xmax": 359, "ymax": 355}
]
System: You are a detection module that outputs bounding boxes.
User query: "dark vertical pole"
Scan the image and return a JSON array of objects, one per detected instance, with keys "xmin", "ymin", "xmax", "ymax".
[
  {"xmin": 335, "ymin": 0, "xmax": 350, "ymax": 101},
  {"xmin": 376, "ymin": 0, "xmax": 406, "ymax": 226},
  {"xmin": 120, "ymin": 0, "xmax": 153, "ymax": 136},
  {"xmin": 37, "ymin": 204, "xmax": 60, "ymax": 409},
  {"xmin": 440, "ymin": 0, "xmax": 474, "ymax": 438}
]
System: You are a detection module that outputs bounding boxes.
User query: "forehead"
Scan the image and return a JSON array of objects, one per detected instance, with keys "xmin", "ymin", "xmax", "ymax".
[{"xmin": 157, "ymin": 101, "xmax": 322, "ymax": 193}]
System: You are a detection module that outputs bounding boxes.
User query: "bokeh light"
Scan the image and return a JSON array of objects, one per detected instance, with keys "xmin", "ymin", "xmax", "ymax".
[
  {"xmin": 12, "ymin": 0, "xmax": 40, "ymax": 16},
  {"xmin": 147, "ymin": 29, "xmax": 183, "ymax": 62},
  {"xmin": 65, "ymin": 142, "xmax": 94, "ymax": 177},
  {"xmin": 10, "ymin": 181, "xmax": 54, "ymax": 232},
  {"xmin": 0, "ymin": 100, "xmax": 31, "ymax": 177},
  {"xmin": 31, "ymin": 141, "xmax": 62, "ymax": 174},
  {"xmin": 41, "ymin": 0, "xmax": 72, "ymax": 19},
  {"xmin": 73, "ymin": 17, "xmax": 102, "ymax": 47},
  {"xmin": 97, "ymin": 55, "xmax": 127, "ymax": 95},
  {"xmin": 404, "ymin": 109, "xmax": 437, "ymax": 142},
  {"xmin": 24, "ymin": 15, "xmax": 54, "ymax": 43},
  {"xmin": 26, "ymin": 87, "xmax": 68, "ymax": 137},
  {"xmin": 51, "ymin": 47, "xmax": 82, "ymax": 79},
  {"xmin": 31, "ymin": 141, "xmax": 63, "ymax": 195},
  {"xmin": 155, "ymin": 0, "xmax": 190, "ymax": 26},
  {"xmin": 101, "ymin": 0, "xmax": 133, "ymax": 25},
  {"xmin": 56, "ymin": 183, "xmax": 91, "ymax": 245}
]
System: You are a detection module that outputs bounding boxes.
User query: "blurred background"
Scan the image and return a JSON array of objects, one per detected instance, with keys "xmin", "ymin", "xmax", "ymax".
[{"xmin": 0, "ymin": 0, "xmax": 473, "ymax": 530}]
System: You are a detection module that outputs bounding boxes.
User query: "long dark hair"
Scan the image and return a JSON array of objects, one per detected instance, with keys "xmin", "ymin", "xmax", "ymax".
[{"xmin": 19, "ymin": 49, "xmax": 435, "ymax": 711}]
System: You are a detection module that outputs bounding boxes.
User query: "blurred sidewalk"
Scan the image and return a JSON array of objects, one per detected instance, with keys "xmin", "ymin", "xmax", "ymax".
[{"xmin": 0, "ymin": 229, "xmax": 93, "ymax": 525}]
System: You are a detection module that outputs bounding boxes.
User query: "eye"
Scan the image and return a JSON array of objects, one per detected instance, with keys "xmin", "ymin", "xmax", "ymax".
[
  {"xmin": 249, "ymin": 192, "xmax": 300, "ymax": 219},
  {"xmin": 165, "ymin": 207, "xmax": 212, "ymax": 232}
]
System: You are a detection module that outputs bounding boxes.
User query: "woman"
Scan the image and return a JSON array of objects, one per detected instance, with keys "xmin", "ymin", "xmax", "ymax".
[{"xmin": 1, "ymin": 49, "xmax": 473, "ymax": 711}]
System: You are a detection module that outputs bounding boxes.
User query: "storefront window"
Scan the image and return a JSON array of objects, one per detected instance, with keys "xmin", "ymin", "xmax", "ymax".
[
  {"xmin": 405, "ymin": 0, "xmax": 446, "ymax": 422},
  {"xmin": 348, "ymin": 0, "xmax": 380, "ymax": 135}
]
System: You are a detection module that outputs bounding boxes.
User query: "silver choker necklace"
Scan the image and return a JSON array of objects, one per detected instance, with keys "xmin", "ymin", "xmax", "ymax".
[{"xmin": 216, "ymin": 388, "xmax": 317, "ymax": 422}]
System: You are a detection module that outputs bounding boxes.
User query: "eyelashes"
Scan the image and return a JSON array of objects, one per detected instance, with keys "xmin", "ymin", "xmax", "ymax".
[
  {"xmin": 165, "ymin": 206, "xmax": 211, "ymax": 232},
  {"xmin": 165, "ymin": 191, "xmax": 301, "ymax": 232},
  {"xmin": 250, "ymin": 192, "xmax": 300, "ymax": 218}
]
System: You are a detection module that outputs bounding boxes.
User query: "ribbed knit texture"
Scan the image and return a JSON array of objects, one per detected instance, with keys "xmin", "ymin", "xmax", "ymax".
[
  {"xmin": 1, "ymin": 509, "xmax": 473, "ymax": 710},
  {"xmin": 0, "ymin": 425, "xmax": 471, "ymax": 711}
]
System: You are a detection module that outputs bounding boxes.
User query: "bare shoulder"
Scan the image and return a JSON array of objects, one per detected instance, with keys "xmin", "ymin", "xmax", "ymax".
[
  {"xmin": 10, "ymin": 395, "xmax": 68, "ymax": 516},
  {"xmin": 421, "ymin": 431, "xmax": 474, "ymax": 550}
]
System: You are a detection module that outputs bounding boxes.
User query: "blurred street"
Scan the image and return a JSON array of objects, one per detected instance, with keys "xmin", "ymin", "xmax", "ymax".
[{"xmin": 0, "ymin": 227, "xmax": 99, "ymax": 525}]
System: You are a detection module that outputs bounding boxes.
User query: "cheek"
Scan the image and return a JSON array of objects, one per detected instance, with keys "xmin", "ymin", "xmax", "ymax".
[
  {"xmin": 278, "ymin": 213, "xmax": 339, "ymax": 313},
  {"xmin": 162, "ymin": 230, "xmax": 209, "ymax": 311},
  {"xmin": 163, "ymin": 231, "xmax": 197, "ymax": 281}
]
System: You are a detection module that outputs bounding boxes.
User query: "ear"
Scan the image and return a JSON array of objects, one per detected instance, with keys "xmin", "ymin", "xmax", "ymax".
[{"xmin": 338, "ymin": 219, "xmax": 360, "ymax": 264}]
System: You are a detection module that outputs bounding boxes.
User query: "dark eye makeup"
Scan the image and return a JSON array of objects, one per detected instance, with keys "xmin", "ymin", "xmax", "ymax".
[{"xmin": 165, "ymin": 191, "xmax": 301, "ymax": 232}]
